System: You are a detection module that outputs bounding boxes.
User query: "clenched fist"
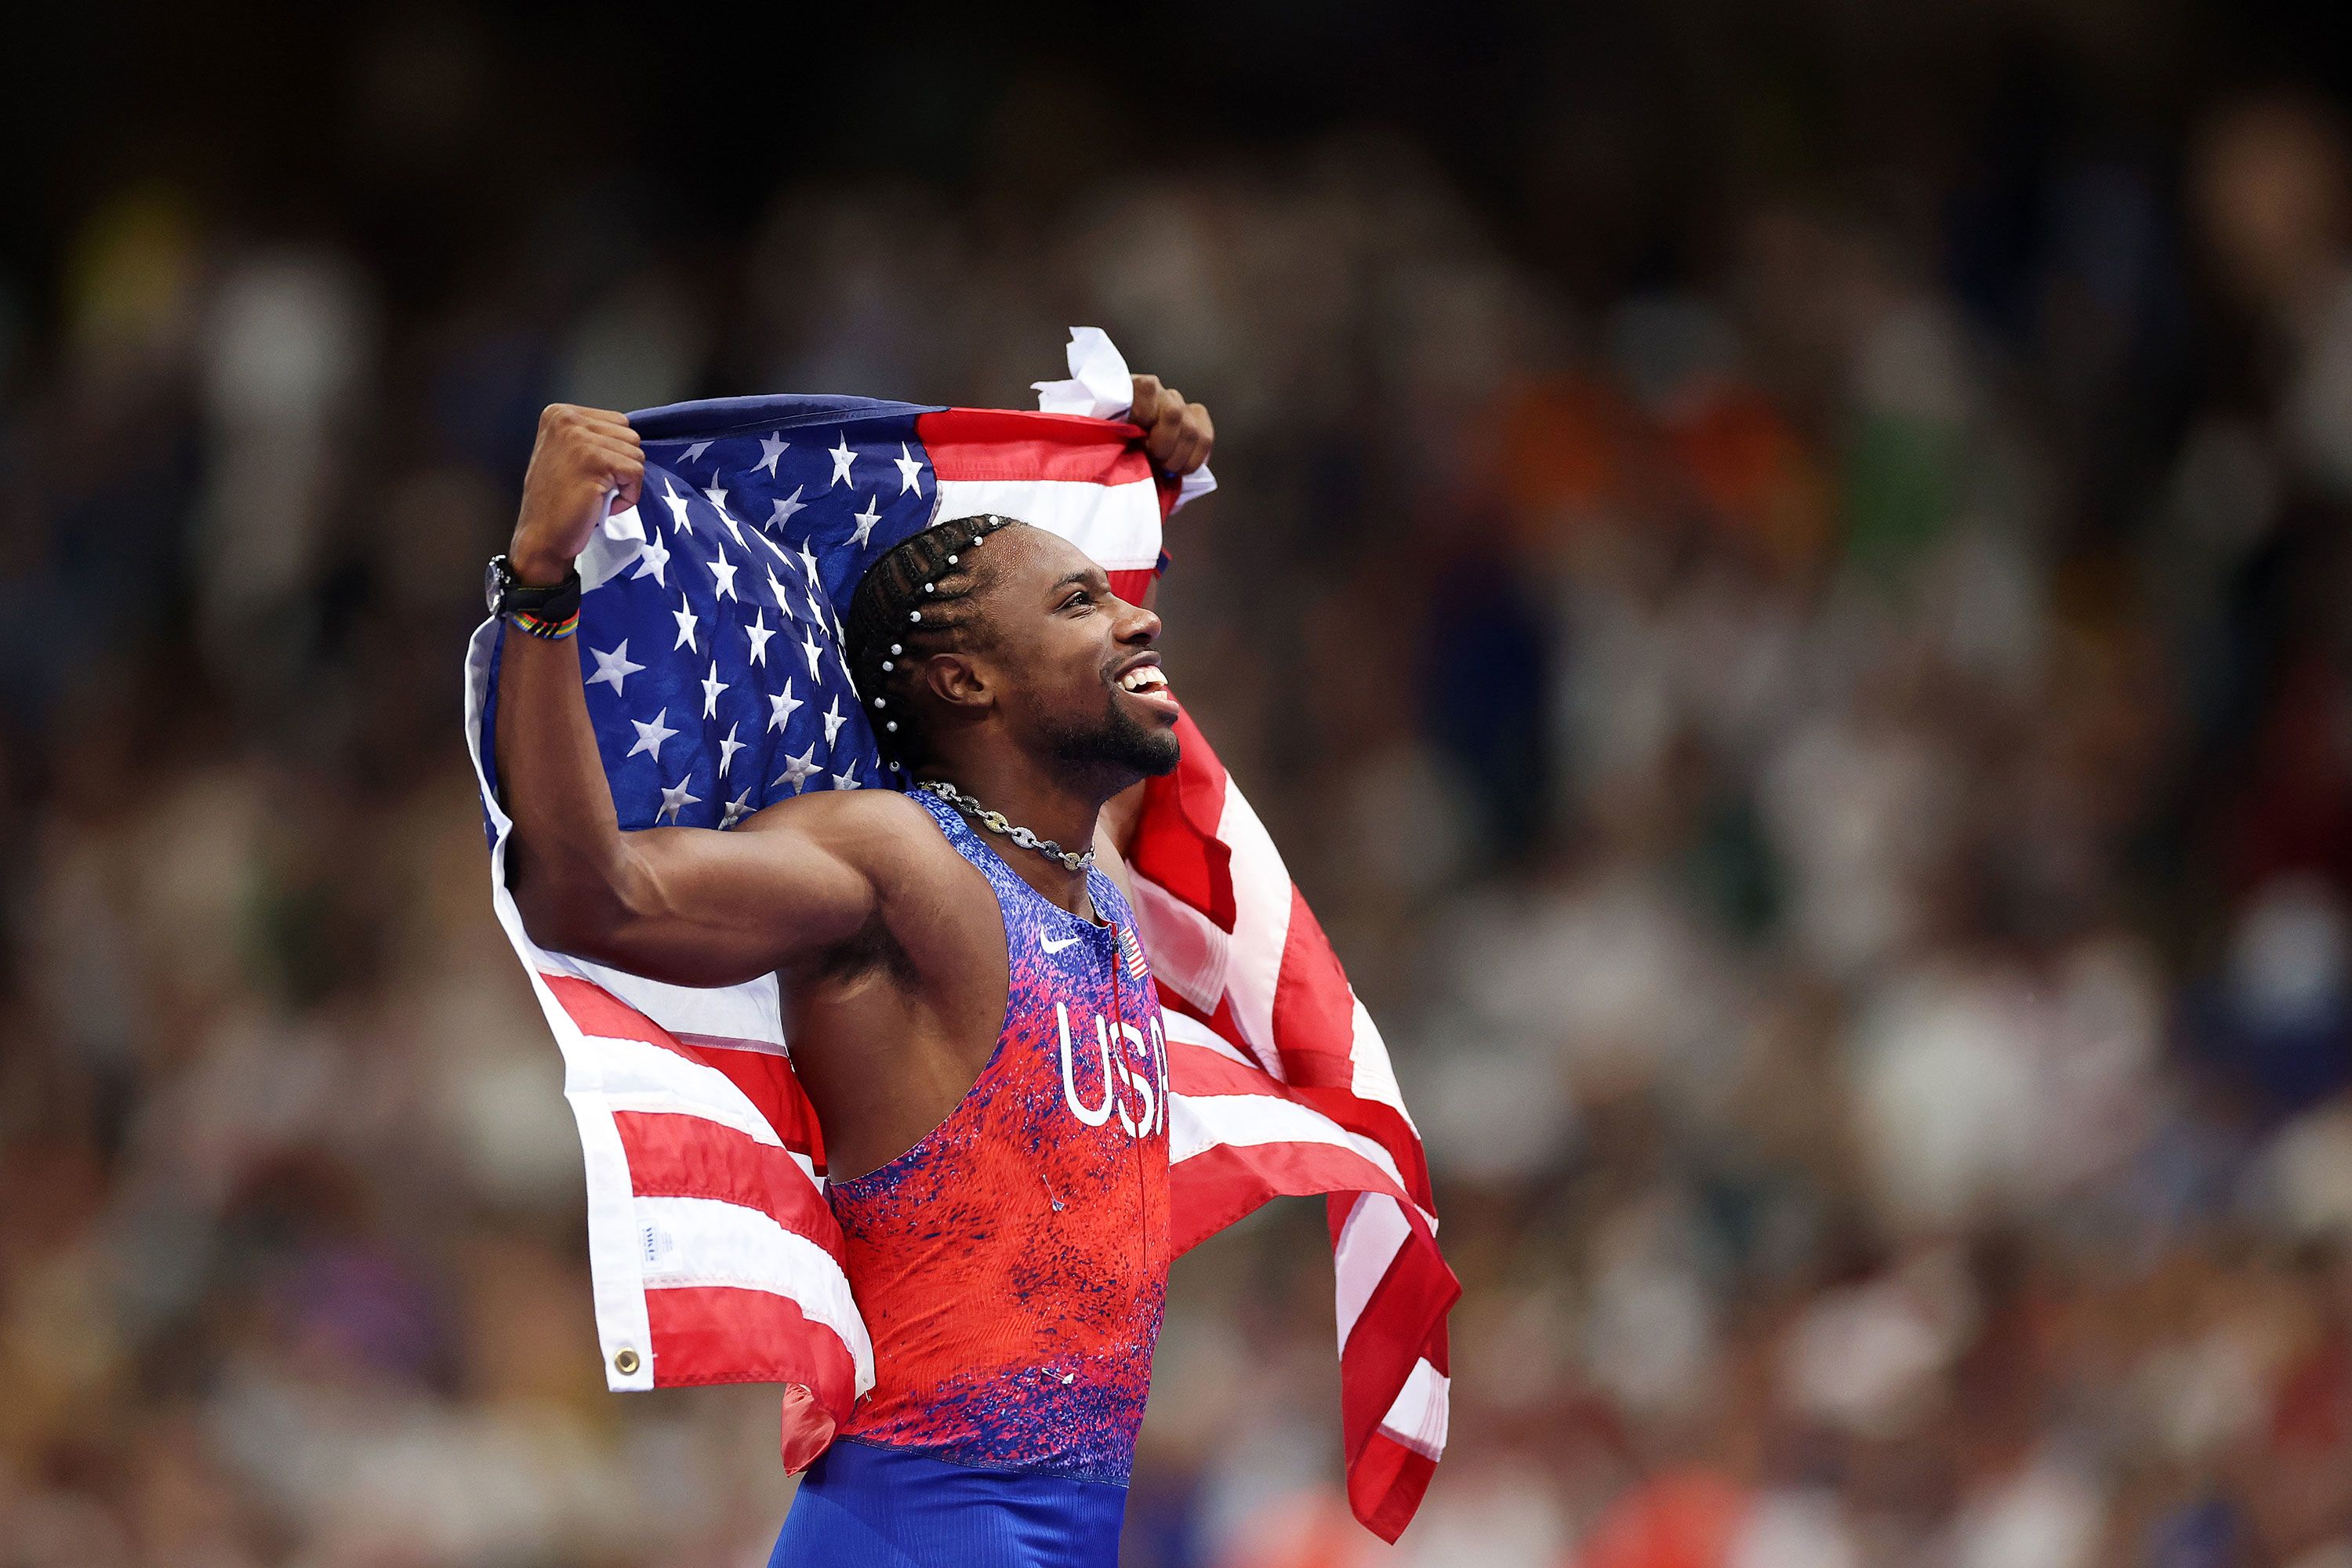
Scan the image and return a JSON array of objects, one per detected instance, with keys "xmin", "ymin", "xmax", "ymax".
[
  {"xmin": 510, "ymin": 405, "xmax": 646, "ymax": 584},
  {"xmin": 1128, "ymin": 374, "xmax": 1214, "ymax": 476}
]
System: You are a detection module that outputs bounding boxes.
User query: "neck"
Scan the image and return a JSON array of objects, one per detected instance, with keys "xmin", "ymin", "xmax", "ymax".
[{"xmin": 920, "ymin": 752, "xmax": 1117, "ymax": 916}]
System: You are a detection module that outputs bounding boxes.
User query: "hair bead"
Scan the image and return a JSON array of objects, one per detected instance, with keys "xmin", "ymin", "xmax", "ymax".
[
  {"xmin": 924, "ymin": 583, "xmax": 936, "ymax": 593},
  {"xmin": 909, "ymin": 610, "xmax": 921, "ymax": 622},
  {"xmin": 880, "ymin": 659, "xmax": 893, "ymax": 671},
  {"xmin": 873, "ymin": 696, "xmax": 886, "ymax": 708},
  {"xmin": 891, "ymin": 644, "xmax": 902, "ymax": 655},
  {"xmin": 886, "ymin": 720, "xmax": 898, "ymax": 732},
  {"xmin": 946, "ymin": 554, "xmax": 958, "ymax": 564}
]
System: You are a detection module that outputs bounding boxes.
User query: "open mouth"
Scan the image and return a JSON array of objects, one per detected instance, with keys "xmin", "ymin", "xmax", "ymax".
[{"xmin": 1114, "ymin": 659, "xmax": 1178, "ymax": 713}]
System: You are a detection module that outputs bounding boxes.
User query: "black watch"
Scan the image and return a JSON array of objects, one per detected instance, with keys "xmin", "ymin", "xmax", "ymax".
[{"xmin": 485, "ymin": 554, "xmax": 583, "ymax": 627}]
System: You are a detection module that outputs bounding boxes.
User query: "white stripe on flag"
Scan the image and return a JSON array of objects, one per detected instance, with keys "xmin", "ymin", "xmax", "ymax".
[
  {"xmin": 1158, "ymin": 1000, "xmax": 1256, "ymax": 1067},
  {"xmin": 1125, "ymin": 872, "xmax": 1232, "ymax": 1018},
  {"xmin": 1167, "ymin": 1091, "xmax": 1411, "ymax": 1198},
  {"xmin": 1376, "ymin": 1357, "xmax": 1450, "ymax": 1461},
  {"xmin": 1205, "ymin": 784, "xmax": 1298, "ymax": 1074},
  {"xmin": 568, "ymin": 1033, "xmax": 783, "ymax": 1148},
  {"xmin": 1333, "ymin": 1192, "xmax": 1413, "ymax": 1352},
  {"xmin": 634, "ymin": 1194, "xmax": 873, "ymax": 1377},
  {"xmin": 1345, "ymin": 994, "xmax": 1418, "ymax": 1132},
  {"xmin": 547, "ymin": 953, "xmax": 789, "ymax": 1051},
  {"xmin": 931, "ymin": 477, "xmax": 1161, "ymax": 572}
]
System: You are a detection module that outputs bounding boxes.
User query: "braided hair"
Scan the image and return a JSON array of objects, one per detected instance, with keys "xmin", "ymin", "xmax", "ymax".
[{"xmin": 843, "ymin": 514, "xmax": 1024, "ymax": 775}]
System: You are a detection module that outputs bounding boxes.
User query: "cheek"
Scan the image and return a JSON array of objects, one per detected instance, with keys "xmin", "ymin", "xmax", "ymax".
[
  {"xmin": 995, "ymin": 626, "xmax": 1105, "ymax": 723},
  {"xmin": 1040, "ymin": 622, "xmax": 1110, "ymax": 690}
]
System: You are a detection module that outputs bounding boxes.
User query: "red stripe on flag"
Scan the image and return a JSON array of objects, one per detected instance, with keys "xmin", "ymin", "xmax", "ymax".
[
  {"xmin": 1166, "ymin": 1134, "xmax": 1414, "ymax": 1256},
  {"xmin": 539, "ymin": 975, "xmax": 825, "ymax": 1171},
  {"xmin": 612, "ymin": 1111, "xmax": 844, "ymax": 1258},
  {"xmin": 1268, "ymin": 887, "xmax": 1364, "ymax": 1092},
  {"xmin": 1348, "ymin": 1435, "xmax": 1439, "ymax": 1546},
  {"xmin": 544, "ymin": 972, "xmax": 670, "ymax": 1043},
  {"xmin": 1330, "ymin": 1202, "xmax": 1457, "ymax": 1461},
  {"xmin": 1163, "ymin": 989, "xmax": 1280, "ymax": 1081},
  {"xmin": 644, "ymin": 1285, "xmax": 860, "ymax": 1414},
  {"xmin": 1162, "ymin": 1036, "xmax": 1290, "ymax": 1098},
  {"xmin": 1130, "ymin": 710, "xmax": 1236, "ymax": 931},
  {"xmin": 1107, "ymin": 567, "xmax": 1156, "ymax": 604},
  {"xmin": 916, "ymin": 408, "xmax": 1153, "ymax": 486},
  {"xmin": 675, "ymin": 1036, "xmax": 826, "ymax": 1172},
  {"xmin": 1294, "ymin": 1089, "xmax": 1434, "ymax": 1215},
  {"xmin": 1269, "ymin": 888, "xmax": 1439, "ymax": 1214}
]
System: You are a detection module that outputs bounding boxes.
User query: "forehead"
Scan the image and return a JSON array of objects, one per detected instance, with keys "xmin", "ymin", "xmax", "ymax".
[{"xmin": 982, "ymin": 523, "xmax": 1102, "ymax": 597}]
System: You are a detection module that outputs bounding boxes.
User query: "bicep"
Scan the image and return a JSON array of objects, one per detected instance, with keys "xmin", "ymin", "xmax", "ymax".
[{"xmin": 573, "ymin": 807, "xmax": 878, "ymax": 987}]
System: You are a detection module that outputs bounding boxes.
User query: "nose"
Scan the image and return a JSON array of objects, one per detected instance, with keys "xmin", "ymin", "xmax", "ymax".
[{"xmin": 1113, "ymin": 595, "xmax": 1160, "ymax": 646}]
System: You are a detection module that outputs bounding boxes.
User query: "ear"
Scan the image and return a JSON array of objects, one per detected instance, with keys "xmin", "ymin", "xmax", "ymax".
[{"xmin": 920, "ymin": 652, "xmax": 993, "ymax": 714}]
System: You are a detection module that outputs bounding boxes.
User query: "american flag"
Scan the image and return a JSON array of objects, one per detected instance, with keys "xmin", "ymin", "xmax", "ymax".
[{"xmin": 461, "ymin": 334, "xmax": 1457, "ymax": 1541}]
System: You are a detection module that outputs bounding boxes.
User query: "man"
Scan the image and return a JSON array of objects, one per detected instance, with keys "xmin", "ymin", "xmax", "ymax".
[{"xmin": 491, "ymin": 378, "xmax": 1214, "ymax": 1566}]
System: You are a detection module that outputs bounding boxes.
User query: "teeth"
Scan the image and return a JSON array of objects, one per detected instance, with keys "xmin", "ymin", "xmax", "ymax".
[{"xmin": 1120, "ymin": 667, "xmax": 1167, "ymax": 693}]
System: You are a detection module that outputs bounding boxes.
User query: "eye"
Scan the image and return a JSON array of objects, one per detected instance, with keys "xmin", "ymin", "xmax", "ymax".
[{"xmin": 1061, "ymin": 589, "xmax": 1093, "ymax": 612}]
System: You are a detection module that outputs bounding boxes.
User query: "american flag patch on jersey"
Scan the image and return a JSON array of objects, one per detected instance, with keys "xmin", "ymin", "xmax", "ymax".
[{"xmin": 1116, "ymin": 922, "xmax": 1149, "ymax": 982}]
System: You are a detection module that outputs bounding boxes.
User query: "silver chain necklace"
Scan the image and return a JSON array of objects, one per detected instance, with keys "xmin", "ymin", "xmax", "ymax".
[{"xmin": 917, "ymin": 780, "xmax": 1096, "ymax": 872}]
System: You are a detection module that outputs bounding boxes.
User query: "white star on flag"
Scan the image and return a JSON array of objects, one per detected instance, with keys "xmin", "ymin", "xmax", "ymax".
[
  {"xmin": 768, "ymin": 680, "xmax": 804, "ymax": 732},
  {"xmin": 708, "ymin": 551, "xmax": 739, "ymax": 601},
  {"xmin": 801, "ymin": 628, "xmax": 823, "ymax": 681},
  {"xmin": 682, "ymin": 441, "xmax": 712, "ymax": 463},
  {"xmin": 752, "ymin": 526, "xmax": 793, "ymax": 572},
  {"xmin": 706, "ymin": 485, "xmax": 746, "ymax": 548},
  {"xmin": 831, "ymin": 769, "xmax": 862, "ymax": 791},
  {"xmin": 672, "ymin": 593, "xmax": 699, "ymax": 652},
  {"xmin": 755, "ymin": 433, "xmax": 788, "ymax": 477},
  {"xmin": 849, "ymin": 495, "xmax": 881, "ymax": 547},
  {"xmin": 822, "ymin": 695, "xmax": 848, "ymax": 746},
  {"xmin": 746, "ymin": 608, "xmax": 775, "ymax": 666},
  {"xmin": 661, "ymin": 480, "xmax": 693, "ymax": 534},
  {"xmin": 630, "ymin": 533, "xmax": 672, "ymax": 586},
  {"xmin": 775, "ymin": 745, "xmax": 821, "ymax": 793},
  {"xmin": 701, "ymin": 661, "xmax": 729, "ymax": 719},
  {"xmin": 717, "ymin": 721, "xmax": 746, "ymax": 779},
  {"xmin": 720, "ymin": 788, "xmax": 756, "ymax": 829},
  {"xmin": 588, "ymin": 640, "xmax": 645, "ymax": 695},
  {"xmin": 797, "ymin": 542, "xmax": 821, "ymax": 588},
  {"xmin": 627, "ymin": 707, "xmax": 678, "ymax": 761},
  {"xmin": 657, "ymin": 775, "xmax": 702, "ymax": 822},
  {"xmin": 828, "ymin": 432, "xmax": 856, "ymax": 487},
  {"xmin": 765, "ymin": 567, "xmax": 793, "ymax": 615},
  {"xmin": 895, "ymin": 442, "xmax": 923, "ymax": 494},
  {"xmin": 771, "ymin": 485, "xmax": 808, "ymax": 528}
]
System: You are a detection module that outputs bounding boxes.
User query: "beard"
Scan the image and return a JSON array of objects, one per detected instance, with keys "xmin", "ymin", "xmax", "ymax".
[{"xmin": 1043, "ymin": 688, "xmax": 1181, "ymax": 783}]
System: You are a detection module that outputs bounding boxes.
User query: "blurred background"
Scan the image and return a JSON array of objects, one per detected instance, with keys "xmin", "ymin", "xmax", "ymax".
[{"xmin": 8, "ymin": 2, "xmax": 2352, "ymax": 1564}]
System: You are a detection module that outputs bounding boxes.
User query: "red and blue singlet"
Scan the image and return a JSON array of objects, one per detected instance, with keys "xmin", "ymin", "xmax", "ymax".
[{"xmin": 771, "ymin": 788, "xmax": 1171, "ymax": 1566}]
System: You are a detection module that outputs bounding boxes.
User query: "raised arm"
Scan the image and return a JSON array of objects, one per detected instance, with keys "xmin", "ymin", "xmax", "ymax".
[{"xmin": 492, "ymin": 405, "xmax": 880, "ymax": 987}]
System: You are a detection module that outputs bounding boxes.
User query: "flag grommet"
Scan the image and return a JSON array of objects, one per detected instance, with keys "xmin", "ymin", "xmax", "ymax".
[{"xmin": 613, "ymin": 1348, "xmax": 641, "ymax": 1375}]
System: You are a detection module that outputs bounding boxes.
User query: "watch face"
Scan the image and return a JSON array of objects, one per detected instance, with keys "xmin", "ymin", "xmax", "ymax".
[{"xmin": 485, "ymin": 556, "xmax": 506, "ymax": 615}]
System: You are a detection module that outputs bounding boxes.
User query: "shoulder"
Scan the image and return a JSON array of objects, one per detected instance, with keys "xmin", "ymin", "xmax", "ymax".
[
  {"xmin": 740, "ymin": 786, "xmax": 997, "ymax": 985},
  {"xmin": 737, "ymin": 786, "xmax": 968, "ymax": 893},
  {"xmin": 737, "ymin": 784, "xmax": 935, "ymax": 851}
]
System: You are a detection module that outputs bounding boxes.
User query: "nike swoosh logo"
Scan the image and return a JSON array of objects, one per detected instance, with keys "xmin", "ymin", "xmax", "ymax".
[{"xmin": 1040, "ymin": 933, "xmax": 1081, "ymax": 954}]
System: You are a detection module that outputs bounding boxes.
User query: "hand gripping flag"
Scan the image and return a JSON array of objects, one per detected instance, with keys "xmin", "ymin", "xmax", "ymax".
[{"xmin": 461, "ymin": 331, "xmax": 1457, "ymax": 1540}]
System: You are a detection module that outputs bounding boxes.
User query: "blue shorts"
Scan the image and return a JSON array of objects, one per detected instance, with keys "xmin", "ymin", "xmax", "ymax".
[{"xmin": 768, "ymin": 1439, "xmax": 1128, "ymax": 1567}]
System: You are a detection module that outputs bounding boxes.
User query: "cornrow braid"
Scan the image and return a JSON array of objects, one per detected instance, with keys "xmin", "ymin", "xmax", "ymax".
[{"xmin": 843, "ymin": 514, "xmax": 1023, "ymax": 775}]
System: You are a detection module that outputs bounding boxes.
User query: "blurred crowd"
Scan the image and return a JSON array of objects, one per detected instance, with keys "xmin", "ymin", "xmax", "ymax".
[{"xmin": 7, "ymin": 17, "xmax": 2352, "ymax": 1568}]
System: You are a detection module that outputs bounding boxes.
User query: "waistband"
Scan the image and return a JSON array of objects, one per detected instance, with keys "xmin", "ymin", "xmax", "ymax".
[{"xmin": 769, "ymin": 1439, "xmax": 1127, "ymax": 1568}]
